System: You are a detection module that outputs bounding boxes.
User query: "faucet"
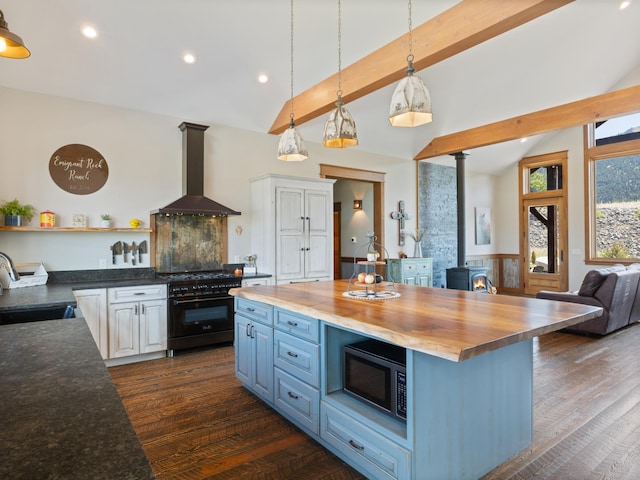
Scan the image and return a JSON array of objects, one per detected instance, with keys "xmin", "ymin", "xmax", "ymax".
[{"xmin": 0, "ymin": 251, "xmax": 20, "ymax": 282}]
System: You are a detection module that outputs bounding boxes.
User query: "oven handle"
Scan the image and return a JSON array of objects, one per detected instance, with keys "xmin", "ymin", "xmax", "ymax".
[{"xmin": 171, "ymin": 296, "xmax": 232, "ymax": 306}]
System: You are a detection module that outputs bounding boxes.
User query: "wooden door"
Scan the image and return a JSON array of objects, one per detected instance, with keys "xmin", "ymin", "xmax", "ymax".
[
  {"xmin": 333, "ymin": 203, "xmax": 341, "ymax": 279},
  {"xmin": 522, "ymin": 197, "xmax": 568, "ymax": 296}
]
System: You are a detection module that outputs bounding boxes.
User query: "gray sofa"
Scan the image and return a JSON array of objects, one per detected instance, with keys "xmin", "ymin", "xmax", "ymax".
[{"xmin": 536, "ymin": 264, "xmax": 640, "ymax": 335}]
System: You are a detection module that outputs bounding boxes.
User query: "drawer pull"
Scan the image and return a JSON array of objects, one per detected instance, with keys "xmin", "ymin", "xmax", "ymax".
[
  {"xmin": 286, "ymin": 351, "xmax": 298, "ymax": 358},
  {"xmin": 287, "ymin": 391, "xmax": 299, "ymax": 400},
  {"xmin": 246, "ymin": 307, "xmax": 255, "ymax": 312},
  {"xmin": 287, "ymin": 320, "xmax": 298, "ymax": 327},
  {"xmin": 349, "ymin": 439, "xmax": 365, "ymax": 451},
  {"xmin": 134, "ymin": 292, "xmax": 145, "ymax": 295}
]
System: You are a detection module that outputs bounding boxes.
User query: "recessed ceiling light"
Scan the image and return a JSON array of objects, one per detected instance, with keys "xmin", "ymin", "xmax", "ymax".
[
  {"xmin": 258, "ymin": 73, "xmax": 269, "ymax": 84},
  {"xmin": 620, "ymin": 0, "xmax": 631, "ymax": 9},
  {"xmin": 183, "ymin": 53, "xmax": 196, "ymax": 64},
  {"xmin": 521, "ymin": 137, "xmax": 528, "ymax": 143},
  {"xmin": 82, "ymin": 26, "xmax": 98, "ymax": 38}
]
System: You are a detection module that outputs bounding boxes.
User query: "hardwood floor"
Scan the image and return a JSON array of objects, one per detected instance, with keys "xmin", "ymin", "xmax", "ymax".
[{"xmin": 109, "ymin": 324, "xmax": 640, "ymax": 480}]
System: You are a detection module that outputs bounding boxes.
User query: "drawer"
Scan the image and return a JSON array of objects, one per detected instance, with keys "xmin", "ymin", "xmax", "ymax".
[
  {"xmin": 241, "ymin": 278, "xmax": 269, "ymax": 287},
  {"xmin": 321, "ymin": 402, "xmax": 411, "ymax": 480},
  {"xmin": 402, "ymin": 262, "xmax": 418, "ymax": 275},
  {"xmin": 274, "ymin": 330, "xmax": 319, "ymax": 387},
  {"xmin": 108, "ymin": 284, "xmax": 167, "ymax": 303},
  {"xmin": 274, "ymin": 368, "xmax": 320, "ymax": 435},
  {"xmin": 235, "ymin": 298, "xmax": 273, "ymax": 325},
  {"xmin": 274, "ymin": 308, "xmax": 319, "ymax": 342}
]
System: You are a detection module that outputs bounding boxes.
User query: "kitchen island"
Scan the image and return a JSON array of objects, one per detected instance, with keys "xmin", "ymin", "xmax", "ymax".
[
  {"xmin": 230, "ymin": 279, "xmax": 602, "ymax": 480},
  {"xmin": 0, "ymin": 318, "xmax": 155, "ymax": 479}
]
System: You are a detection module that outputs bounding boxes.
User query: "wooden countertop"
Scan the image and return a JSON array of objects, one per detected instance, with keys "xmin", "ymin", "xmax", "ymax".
[{"xmin": 230, "ymin": 280, "xmax": 603, "ymax": 362}]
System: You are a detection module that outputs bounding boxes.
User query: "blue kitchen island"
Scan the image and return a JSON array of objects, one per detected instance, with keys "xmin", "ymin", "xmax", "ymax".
[{"xmin": 230, "ymin": 279, "xmax": 602, "ymax": 480}]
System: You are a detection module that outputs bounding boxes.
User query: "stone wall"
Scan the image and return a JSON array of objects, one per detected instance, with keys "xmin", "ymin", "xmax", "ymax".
[{"xmin": 418, "ymin": 162, "xmax": 457, "ymax": 287}]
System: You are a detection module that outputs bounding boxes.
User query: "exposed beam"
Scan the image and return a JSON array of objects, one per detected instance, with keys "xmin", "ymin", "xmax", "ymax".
[
  {"xmin": 269, "ymin": 0, "xmax": 573, "ymax": 135},
  {"xmin": 414, "ymin": 84, "xmax": 640, "ymax": 160}
]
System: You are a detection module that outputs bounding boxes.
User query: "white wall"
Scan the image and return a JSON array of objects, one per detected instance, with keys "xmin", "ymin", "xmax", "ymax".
[
  {"xmin": 0, "ymin": 86, "xmax": 416, "ymax": 271},
  {"xmin": 333, "ymin": 179, "xmax": 374, "ymax": 258}
]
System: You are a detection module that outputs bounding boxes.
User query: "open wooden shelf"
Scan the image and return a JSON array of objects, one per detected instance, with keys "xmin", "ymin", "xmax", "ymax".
[{"xmin": 0, "ymin": 226, "xmax": 152, "ymax": 233}]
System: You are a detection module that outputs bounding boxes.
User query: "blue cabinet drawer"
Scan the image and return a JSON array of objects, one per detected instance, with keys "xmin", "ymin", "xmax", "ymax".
[
  {"xmin": 274, "ymin": 330, "xmax": 319, "ymax": 387},
  {"xmin": 274, "ymin": 368, "xmax": 320, "ymax": 435},
  {"xmin": 274, "ymin": 308, "xmax": 319, "ymax": 342},
  {"xmin": 321, "ymin": 402, "xmax": 411, "ymax": 480},
  {"xmin": 235, "ymin": 298, "xmax": 273, "ymax": 325}
]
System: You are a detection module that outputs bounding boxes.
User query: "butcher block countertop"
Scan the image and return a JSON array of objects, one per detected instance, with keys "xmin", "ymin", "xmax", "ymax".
[{"xmin": 230, "ymin": 280, "xmax": 603, "ymax": 362}]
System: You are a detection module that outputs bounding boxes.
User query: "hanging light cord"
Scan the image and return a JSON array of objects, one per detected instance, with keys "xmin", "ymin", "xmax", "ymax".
[
  {"xmin": 407, "ymin": 0, "xmax": 414, "ymax": 65},
  {"xmin": 337, "ymin": 0, "xmax": 342, "ymax": 98},
  {"xmin": 289, "ymin": 0, "xmax": 295, "ymax": 125}
]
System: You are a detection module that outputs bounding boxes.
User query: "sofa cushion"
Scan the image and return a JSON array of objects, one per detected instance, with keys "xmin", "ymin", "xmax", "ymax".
[
  {"xmin": 578, "ymin": 265, "xmax": 625, "ymax": 297},
  {"xmin": 578, "ymin": 270, "xmax": 608, "ymax": 296}
]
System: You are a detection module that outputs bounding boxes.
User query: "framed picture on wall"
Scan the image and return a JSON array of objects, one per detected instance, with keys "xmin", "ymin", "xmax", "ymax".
[{"xmin": 475, "ymin": 207, "xmax": 491, "ymax": 245}]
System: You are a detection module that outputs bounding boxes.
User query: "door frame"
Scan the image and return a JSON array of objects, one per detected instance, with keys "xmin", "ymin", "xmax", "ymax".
[
  {"xmin": 518, "ymin": 151, "xmax": 569, "ymax": 295},
  {"xmin": 319, "ymin": 163, "xmax": 386, "ymax": 257}
]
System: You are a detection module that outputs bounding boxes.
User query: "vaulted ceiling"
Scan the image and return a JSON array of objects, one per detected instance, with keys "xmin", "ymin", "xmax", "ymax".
[{"xmin": 2, "ymin": 1, "xmax": 639, "ymax": 175}]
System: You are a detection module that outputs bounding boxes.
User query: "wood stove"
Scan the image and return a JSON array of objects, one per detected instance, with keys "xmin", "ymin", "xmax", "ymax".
[
  {"xmin": 445, "ymin": 151, "xmax": 490, "ymax": 293},
  {"xmin": 446, "ymin": 266, "xmax": 488, "ymax": 292}
]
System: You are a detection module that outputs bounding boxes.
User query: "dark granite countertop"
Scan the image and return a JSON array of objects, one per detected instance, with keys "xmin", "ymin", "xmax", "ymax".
[
  {"xmin": 0, "ymin": 267, "xmax": 271, "ymax": 315},
  {"xmin": 0, "ymin": 318, "xmax": 155, "ymax": 479}
]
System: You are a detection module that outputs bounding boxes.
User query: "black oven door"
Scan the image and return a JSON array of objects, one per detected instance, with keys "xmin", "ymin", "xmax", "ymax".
[{"xmin": 170, "ymin": 295, "xmax": 234, "ymax": 338}]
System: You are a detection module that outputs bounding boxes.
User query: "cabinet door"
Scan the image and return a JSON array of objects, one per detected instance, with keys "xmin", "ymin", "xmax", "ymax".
[
  {"xmin": 305, "ymin": 189, "xmax": 331, "ymax": 279},
  {"xmin": 74, "ymin": 289, "xmax": 108, "ymax": 359},
  {"xmin": 276, "ymin": 187, "xmax": 305, "ymax": 281},
  {"xmin": 140, "ymin": 299, "xmax": 167, "ymax": 353},
  {"xmin": 235, "ymin": 315, "xmax": 252, "ymax": 386},
  {"xmin": 108, "ymin": 302, "xmax": 139, "ymax": 358},
  {"xmin": 252, "ymin": 321, "xmax": 274, "ymax": 403}
]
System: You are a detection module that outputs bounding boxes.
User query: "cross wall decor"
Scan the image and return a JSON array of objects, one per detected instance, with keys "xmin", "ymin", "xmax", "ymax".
[{"xmin": 390, "ymin": 200, "xmax": 410, "ymax": 246}]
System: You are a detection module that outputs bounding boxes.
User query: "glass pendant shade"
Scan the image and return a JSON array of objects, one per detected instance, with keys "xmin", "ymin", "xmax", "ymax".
[
  {"xmin": 323, "ymin": 94, "xmax": 359, "ymax": 148},
  {"xmin": 0, "ymin": 11, "xmax": 30, "ymax": 59},
  {"xmin": 278, "ymin": 117, "xmax": 309, "ymax": 162},
  {"xmin": 389, "ymin": 61, "xmax": 432, "ymax": 127}
]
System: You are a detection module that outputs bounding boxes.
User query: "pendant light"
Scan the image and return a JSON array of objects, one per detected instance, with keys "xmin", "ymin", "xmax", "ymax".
[
  {"xmin": 0, "ymin": 10, "xmax": 30, "ymax": 59},
  {"xmin": 277, "ymin": 0, "xmax": 309, "ymax": 161},
  {"xmin": 389, "ymin": 0, "xmax": 432, "ymax": 127},
  {"xmin": 323, "ymin": 0, "xmax": 358, "ymax": 148}
]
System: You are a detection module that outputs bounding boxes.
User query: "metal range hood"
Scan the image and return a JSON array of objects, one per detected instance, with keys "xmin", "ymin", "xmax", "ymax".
[{"xmin": 153, "ymin": 122, "xmax": 241, "ymax": 216}]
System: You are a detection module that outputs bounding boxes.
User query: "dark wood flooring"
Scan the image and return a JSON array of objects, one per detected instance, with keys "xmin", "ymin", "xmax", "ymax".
[{"xmin": 109, "ymin": 324, "xmax": 640, "ymax": 480}]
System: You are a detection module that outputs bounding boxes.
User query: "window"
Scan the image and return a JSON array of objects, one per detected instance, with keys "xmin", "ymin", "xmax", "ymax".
[{"xmin": 585, "ymin": 112, "xmax": 640, "ymax": 264}]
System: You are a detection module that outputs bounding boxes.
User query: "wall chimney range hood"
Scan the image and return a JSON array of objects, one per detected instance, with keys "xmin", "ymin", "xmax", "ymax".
[{"xmin": 153, "ymin": 122, "xmax": 240, "ymax": 216}]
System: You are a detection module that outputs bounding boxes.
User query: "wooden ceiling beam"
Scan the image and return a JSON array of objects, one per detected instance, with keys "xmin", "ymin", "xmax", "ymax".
[
  {"xmin": 414, "ymin": 84, "xmax": 640, "ymax": 160},
  {"xmin": 269, "ymin": 0, "xmax": 574, "ymax": 135}
]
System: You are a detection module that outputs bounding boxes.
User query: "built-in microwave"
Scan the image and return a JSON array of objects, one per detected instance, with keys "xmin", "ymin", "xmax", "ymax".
[{"xmin": 343, "ymin": 339, "xmax": 407, "ymax": 422}]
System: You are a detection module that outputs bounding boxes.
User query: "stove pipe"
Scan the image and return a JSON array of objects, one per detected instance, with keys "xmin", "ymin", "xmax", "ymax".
[{"xmin": 452, "ymin": 152, "xmax": 468, "ymax": 267}]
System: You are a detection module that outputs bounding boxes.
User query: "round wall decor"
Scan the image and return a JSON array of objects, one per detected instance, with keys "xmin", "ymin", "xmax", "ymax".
[{"xmin": 49, "ymin": 144, "xmax": 109, "ymax": 195}]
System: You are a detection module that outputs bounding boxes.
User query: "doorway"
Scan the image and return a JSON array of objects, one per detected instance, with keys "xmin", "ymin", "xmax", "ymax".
[
  {"xmin": 320, "ymin": 164, "xmax": 385, "ymax": 279},
  {"xmin": 519, "ymin": 151, "xmax": 568, "ymax": 295}
]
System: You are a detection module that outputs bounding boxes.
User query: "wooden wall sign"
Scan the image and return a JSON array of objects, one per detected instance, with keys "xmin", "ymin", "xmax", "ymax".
[{"xmin": 49, "ymin": 144, "xmax": 109, "ymax": 195}]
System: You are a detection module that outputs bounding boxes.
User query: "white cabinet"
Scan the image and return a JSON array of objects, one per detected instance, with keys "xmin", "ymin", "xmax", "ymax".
[
  {"xmin": 251, "ymin": 174, "xmax": 335, "ymax": 284},
  {"xmin": 234, "ymin": 298, "xmax": 274, "ymax": 403},
  {"xmin": 107, "ymin": 284, "xmax": 167, "ymax": 359},
  {"xmin": 74, "ymin": 289, "xmax": 108, "ymax": 359}
]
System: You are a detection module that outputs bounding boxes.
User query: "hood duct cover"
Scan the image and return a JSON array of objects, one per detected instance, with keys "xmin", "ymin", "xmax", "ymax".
[{"xmin": 154, "ymin": 122, "xmax": 241, "ymax": 216}]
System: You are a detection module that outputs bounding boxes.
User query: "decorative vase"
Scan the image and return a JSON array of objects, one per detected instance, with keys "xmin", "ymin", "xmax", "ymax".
[
  {"xmin": 413, "ymin": 241, "xmax": 423, "ymax": 258},
  {"xmin": 100, "ymin": 220, "xmax": 111, "ymax": 228}
]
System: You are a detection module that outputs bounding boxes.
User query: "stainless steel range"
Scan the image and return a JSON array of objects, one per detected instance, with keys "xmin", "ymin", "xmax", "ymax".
[{"xmin": 160, "ymin": 271, "xmax": 242, "ymax": 355}]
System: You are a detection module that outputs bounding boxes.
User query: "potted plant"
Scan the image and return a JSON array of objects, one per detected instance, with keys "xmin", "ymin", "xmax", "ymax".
[
  {"xmin": 100, "ymin": 214, "xmax": 111, "ymax": 228},
  {"xmin": 0, "ymin": 199, "xmax": 36, "ymax": 226}
]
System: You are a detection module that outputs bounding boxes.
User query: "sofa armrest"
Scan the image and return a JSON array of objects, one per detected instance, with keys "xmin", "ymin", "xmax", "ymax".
[{"xmin": 536, "ymin": 291, "xmax": 604, "ymax": 309}]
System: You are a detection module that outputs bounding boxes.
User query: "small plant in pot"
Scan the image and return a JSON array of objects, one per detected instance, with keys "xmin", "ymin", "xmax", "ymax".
[
  {"xmin": 0, "ymin": 199, "xmax": 36, "ymax": 226},
  {"xmin": 100, "ymin": 214, "xmax": 111, "ymax": 228}
]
